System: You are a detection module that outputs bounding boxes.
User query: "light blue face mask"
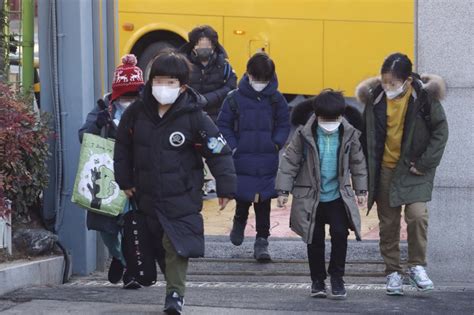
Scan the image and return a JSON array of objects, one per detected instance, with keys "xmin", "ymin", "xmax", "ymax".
[
  {"xmin": 112, "ymin": 99, "xmax": 134, "ymax": 126},
  {"xmin": 113, "ymin": 109, "xmax": 123, "ymax": 127}
]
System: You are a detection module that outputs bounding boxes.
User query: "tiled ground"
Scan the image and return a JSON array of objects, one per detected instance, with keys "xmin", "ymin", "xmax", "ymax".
[{"xmin": 202, "ymin": 196, "xmax": 407, "ymax": 240}]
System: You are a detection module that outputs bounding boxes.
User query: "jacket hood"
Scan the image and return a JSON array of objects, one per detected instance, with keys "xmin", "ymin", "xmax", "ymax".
[
  {"xmin": 291, "ymin": 97, "xmax": 364, "ymax": 131},
  {"xmin": 238, "ymin": 73, "xmax": 279, "ymax": 99},
  {"xmin": 355, "ymin": 73, "xmax": 446, "ymax": 105},
  {"xmin": 140, "ymin": 85, "xmax": 205, "ymax": 124},
  {"xmin": 300, "ymin": 115, "xmax": 360, "ymax": 147}
]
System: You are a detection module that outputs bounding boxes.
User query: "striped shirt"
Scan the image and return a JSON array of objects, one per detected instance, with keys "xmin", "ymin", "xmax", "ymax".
[{"xmin": 316, "ymin": 126, "xmax": 341, "ymax": 202}]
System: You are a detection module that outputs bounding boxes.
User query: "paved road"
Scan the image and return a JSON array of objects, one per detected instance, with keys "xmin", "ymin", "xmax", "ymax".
[{"xmin": 1, "ymin": 277, "xmax": 473, "ymax": 314}]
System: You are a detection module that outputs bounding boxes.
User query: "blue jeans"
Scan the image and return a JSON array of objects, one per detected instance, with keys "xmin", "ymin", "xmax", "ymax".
[
  {"xmin": 99, "ymin": 199, "xmax": 130, "ymax": 266},
  {"xmin": 100, "ymin": 231, "xmax": 125, "ymax": 266}
]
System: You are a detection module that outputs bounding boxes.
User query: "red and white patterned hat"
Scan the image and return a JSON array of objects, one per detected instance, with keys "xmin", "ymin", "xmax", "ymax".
[{"xmin": 111, "ymin": 54, "xmax": 144, "ymax": 101}]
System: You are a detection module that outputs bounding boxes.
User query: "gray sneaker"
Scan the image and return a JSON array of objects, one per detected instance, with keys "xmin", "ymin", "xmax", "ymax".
[
  {"xmin": 408, "ymin": 265, "xmax": 434, "ymax": 292},
  {"xmin": 254, "ymin": 237, "xmax": 271, "ymax": 262},
  {"xmin": 386, "ymin": 272, "xmax": 404, "ymax": 296}
]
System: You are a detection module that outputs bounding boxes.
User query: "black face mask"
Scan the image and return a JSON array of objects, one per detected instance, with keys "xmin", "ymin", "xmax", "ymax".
[{"xmin": 195, "ymin": 48, "xmax": 213, "ymax": 61}]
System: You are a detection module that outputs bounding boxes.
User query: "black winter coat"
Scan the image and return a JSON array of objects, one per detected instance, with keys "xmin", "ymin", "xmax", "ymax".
[
  {"xmin": 180, "ymin": 43, "xmax": 237, "ymax": 122},
  {"xmin": 114, "ymin": 88, "xmax": 236, "ymax": 258}
]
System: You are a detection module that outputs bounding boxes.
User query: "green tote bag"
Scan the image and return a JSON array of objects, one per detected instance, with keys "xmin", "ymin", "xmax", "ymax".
[{"xmin": 71, "ymin": 133, "xmax": 127, "ymax": 217}]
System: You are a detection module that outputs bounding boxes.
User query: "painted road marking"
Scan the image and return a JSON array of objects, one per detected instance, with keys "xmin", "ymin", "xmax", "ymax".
[{"xmin": 64, "ymin": 280, "xmax": 467, "ymax": 292}]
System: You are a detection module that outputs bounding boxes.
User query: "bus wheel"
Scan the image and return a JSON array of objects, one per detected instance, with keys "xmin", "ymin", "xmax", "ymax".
[{"xmin": 137, "ymin": 41, "xmax": 176, "ymax": 80}]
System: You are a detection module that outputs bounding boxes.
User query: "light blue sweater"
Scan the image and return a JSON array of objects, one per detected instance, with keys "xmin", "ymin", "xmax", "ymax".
[{"xmin": 316, "ymin": 127, "xmax": 340, "ymax": 202}]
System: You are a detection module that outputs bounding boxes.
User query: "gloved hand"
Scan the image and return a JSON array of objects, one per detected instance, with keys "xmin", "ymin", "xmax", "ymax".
[{"xmin": 95, "ymin": 109, "xmax": 110, "ymax": 129}]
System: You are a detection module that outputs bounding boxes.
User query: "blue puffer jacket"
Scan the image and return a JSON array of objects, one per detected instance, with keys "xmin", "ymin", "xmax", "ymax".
[{"xmin": 217, "ymin": 74, "xmax": 290, "ymax": 202}]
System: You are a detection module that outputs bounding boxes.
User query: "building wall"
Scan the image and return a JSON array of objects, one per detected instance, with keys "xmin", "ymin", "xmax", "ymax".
[{"xmin": 416, "ymin": 0, "xmax": 474, "ymax": 283}]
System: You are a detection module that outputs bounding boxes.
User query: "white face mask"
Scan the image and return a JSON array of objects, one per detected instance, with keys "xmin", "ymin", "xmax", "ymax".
[
  {"xmin": 152, "ymin": 85, "xmax": 180, "ymax": 105},
  {"xmin": 318, "ymin": 118, "xmax": 342, "ymax": 133},
  {"xmin": 384, "ymin": 81, "xmax": 406, "ymax": 100},
  {"xmin": 117, "ymin": 100, "xmax": 133, "ymax": 110},
  {"xmin": 250, "ymin": 80, "xmax": 269, "ymax": 92}
]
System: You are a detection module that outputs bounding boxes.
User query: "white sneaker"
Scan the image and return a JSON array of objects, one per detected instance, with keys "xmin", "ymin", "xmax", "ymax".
[
  {"xmin": 386, "ymin": 272, "xmax": 404, "ymax": 296},
  {"xmin": 409, "ymin": 265, "xmax": 434, "ymax": 291},
  {"xmin": 205, "ymin": 180, "xmax": 216, "ymax": 193}
]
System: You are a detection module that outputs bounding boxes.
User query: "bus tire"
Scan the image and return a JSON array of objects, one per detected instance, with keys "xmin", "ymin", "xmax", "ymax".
[{"xmin": 137, "ymin": 41, "xmax": 176, "ymax": 79}]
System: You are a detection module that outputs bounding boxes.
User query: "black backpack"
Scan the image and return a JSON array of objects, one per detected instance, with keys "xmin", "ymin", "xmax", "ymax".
[
  {"xmin": 121, "ymin": 199, "xmax": 157, "ymax": 286},
  {"xmin": 226, "ymin": 89, "xmax": 281, "ymax": 132}
]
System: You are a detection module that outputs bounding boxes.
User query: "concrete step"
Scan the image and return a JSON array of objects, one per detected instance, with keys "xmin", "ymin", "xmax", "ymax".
[
  {"xmin": 187, "ymin": 258, "xmax": 390, "ymax": 277},
  {"xmin": 203, "ymin": 236, "xmax": 407, "ymax": 262}
]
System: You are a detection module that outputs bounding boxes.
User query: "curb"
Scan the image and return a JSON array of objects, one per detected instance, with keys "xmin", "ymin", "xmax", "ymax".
[{"xmin": 0, "ymin": 256, "xmax": 67, "ymax": 296}]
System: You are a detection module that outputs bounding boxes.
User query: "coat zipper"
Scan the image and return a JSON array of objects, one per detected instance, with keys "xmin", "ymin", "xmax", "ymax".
[{"xmin": 301, "ymin": 134, "xmax": 320, "ymax": 244}]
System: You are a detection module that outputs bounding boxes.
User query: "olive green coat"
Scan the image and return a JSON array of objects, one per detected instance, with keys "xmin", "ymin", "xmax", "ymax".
[{"xmin": 355, "ymin": 74, "xmax": 449, "ymax": 211}]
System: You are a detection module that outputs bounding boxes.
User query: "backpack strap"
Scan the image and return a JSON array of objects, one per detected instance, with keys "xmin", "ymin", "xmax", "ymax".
[
  {"xmin": 226, "ymin": 89, "xmax": 240, "ymax": 132},
  {"xmin": 227, "ymin": 90, "xmax": 281, "ymax": 133},
  {"xmin": 223, "ymin": 62, "xmax": 231, "ymax": 82}
]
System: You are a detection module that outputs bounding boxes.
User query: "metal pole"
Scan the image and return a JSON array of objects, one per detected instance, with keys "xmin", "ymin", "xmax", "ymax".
[
  {"xmin": 0, "ymin": 0, "xmax": 9, "ymax": 82},
  {"xmin": 21, "ymin": 0, "xmax": 33, "ymax": 94}
]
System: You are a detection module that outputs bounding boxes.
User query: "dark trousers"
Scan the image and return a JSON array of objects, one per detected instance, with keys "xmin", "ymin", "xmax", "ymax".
[
  {"xmin": 234, "ymin": 199, "xmax": 271, "ymax": 239},
  {"xmin": 307, "ymin": 198, "xmax": 349, "ymax": 281},
  {"xmin": 146, "ymin": 216, "xmax": 167, "ymax": 274}
]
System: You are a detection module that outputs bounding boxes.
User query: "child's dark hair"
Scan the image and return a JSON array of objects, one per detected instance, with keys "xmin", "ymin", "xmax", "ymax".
[
  {"xmin": 188, "ymin": 25, "xmax": 219, "ymax": 47},
  {"xmin": 148, "ymin": 50, "xmax": 191, "ymax": 84},
  {"xmin": 381, "ymin": 53, "xmax": 413, "ymax": 81},
  {"xmin": 143, "ymin": 50, "xmax": 190, "ymax": 104},
  {"xmin": 246, "ymin": 52, "xmax": 275, "ymax": 81},
  {"xmin": 312, "ymin": 89, "xmax": 346, "ymax": 119}
]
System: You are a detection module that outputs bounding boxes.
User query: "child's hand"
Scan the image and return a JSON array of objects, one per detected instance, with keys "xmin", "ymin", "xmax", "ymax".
[
  {"xmin": 357, "ymin": 195, "xmax": 367, "ymax": 207},
  {"xmin": 409, "ymin": 162, "xmax": 425, "ymax": 176},
  {"xmin": 218, "ymin": 197, "xmax": 231, "ymax": 210},
  {"xmin": 123, "ymin": 187, "xmax": 136, "ymax": 198},
  {"xmin": 277, "ymin": 195, "xmax": 289, "ymax": 208}
]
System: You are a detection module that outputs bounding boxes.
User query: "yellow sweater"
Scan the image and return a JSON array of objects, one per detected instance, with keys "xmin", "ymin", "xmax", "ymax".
[{"xmin": 382, "ymin": 86, "xmax": 412, "ymax": 169}]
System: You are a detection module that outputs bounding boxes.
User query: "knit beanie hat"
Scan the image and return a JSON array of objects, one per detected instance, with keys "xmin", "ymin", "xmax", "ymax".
[{"xmin": 111, "ymin": 54, "xmax": 144, "ymax": 101}]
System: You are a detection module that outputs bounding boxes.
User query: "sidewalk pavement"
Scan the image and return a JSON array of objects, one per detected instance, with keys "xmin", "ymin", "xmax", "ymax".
[{"xmin": 202, "ymin": 196, "xmax": 407, "ymax": 240}]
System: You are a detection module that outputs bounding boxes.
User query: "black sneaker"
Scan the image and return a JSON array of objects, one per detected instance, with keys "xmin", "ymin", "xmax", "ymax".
[
  {"xmin": 230, "ymin": 219, "xmax": 247, "ymax": 246},
  {"xmin": 108, "ymin": 257, "xmax": 124, "ymax": 284},
  {"xmin": 330, "ymin": 277, "xmax": 347, "ymax": 299},
  {"xmin": 164, "ymin": 291, "xmax": 185, "ymax": 315},
  {"xmin": 122, "ymin": 270, "xmax": 141, "ymax": 290},
  {"xmin": 311, "ymin": 279, "xmax": 327, "ymax": 298}
]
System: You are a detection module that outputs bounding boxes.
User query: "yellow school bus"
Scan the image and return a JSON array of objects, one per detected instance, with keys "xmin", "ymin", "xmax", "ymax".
[{"xmin": 117, "ymin": 0, "xmax": 414, "ymax": 98}]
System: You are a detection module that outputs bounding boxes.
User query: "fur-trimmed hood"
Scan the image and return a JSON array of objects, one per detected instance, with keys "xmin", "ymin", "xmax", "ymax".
[
  {"xmin": 291, "ymin": 97, "xmax": 364, "ymax": 131},
  {"xmin": 355, "ymin": 74, "xmax": 446, "ymax": 105}
]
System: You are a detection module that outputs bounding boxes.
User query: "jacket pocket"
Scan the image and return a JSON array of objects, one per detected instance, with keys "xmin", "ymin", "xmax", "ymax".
[
  {"xmin": 289, "ymin": 203, "xmax": 311, "ymax": 239},
  {"xmin": 402, "ymin": 172, "xmax": 431, "ymax": 187}
]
